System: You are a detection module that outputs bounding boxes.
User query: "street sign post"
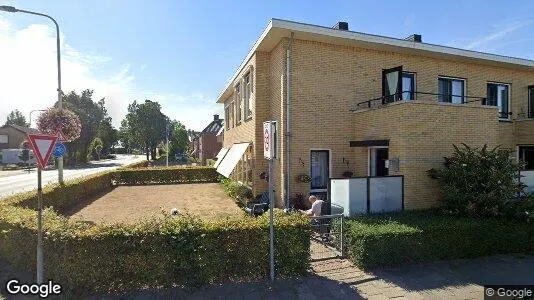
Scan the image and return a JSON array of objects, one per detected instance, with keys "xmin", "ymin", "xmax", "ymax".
[
  {"xmin": 52, "ymin": 142, "xmax": 66, "ymax": 158},
  {"xmin": 26, "ymin": 133, "xmax": 58, "ymax": 284},
  {"xmin": 263, "ymin": 121, "xmax": 276, "ymax": 281}
]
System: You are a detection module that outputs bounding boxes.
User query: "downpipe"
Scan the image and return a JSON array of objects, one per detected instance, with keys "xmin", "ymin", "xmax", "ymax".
[{"xmin": 285, "ymin": 33, "xmax": 294, "ymax": 210}]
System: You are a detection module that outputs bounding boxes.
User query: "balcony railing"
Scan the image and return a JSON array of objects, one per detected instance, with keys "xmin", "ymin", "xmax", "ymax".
[{"xmin": 350, "ymin": 91, "xmax": 514, "ymax": 119}]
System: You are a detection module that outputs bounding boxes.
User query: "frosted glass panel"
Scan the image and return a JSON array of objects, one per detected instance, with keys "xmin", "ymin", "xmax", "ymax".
[{"xmin": 369, "ymin": 177, "xmax": 403, "ymax": 213}]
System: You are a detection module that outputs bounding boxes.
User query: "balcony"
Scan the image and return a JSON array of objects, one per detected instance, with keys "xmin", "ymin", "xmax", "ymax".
[{"xmin": 350, "ymin": 91, "xmax": 512, "ymax": 119}]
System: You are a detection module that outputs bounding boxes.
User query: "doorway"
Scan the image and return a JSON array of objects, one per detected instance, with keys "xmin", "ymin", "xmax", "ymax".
[
  {"xmin": 310, "ymin": 150, "xmax": 330, "ymax": 202},
  {"xmin": 369, "ymin": 147, "xmax": 389, "ymax": 176}
]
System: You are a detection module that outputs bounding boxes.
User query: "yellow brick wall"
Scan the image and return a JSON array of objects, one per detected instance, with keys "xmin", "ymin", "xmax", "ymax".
[{"xmin": 220, "ymin": 37, "xmax": 534, "ymax": 209}]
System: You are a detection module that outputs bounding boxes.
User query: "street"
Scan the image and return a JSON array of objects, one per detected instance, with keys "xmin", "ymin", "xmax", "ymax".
[{"xmin": 0, "ymin": 154, "xmax": 144, "ymax": 199}]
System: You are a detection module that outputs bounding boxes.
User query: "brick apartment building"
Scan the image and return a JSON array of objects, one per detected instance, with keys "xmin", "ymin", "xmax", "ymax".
[
  {"xmin": 215, "ymin": 19, "xmax": 534, "ymax": 210},
  {"xmin": 190, "ymin": 115, "xmax": 224, "ymax": 165}
]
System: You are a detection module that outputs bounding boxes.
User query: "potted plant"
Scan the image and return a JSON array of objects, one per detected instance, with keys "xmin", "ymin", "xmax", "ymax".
[
  {"xmin": 296, "ymin": 174, "xmax": 311, "ymax": 183},
  {"xmin": 342, "ymin": 171, "xmax": 353, "ymax": 178}
]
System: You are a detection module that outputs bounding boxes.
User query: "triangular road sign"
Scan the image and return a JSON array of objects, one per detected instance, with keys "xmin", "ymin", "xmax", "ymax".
[
  {"xmin": 27, "ymin": 134, "xmax": 59, "ymax": 169},
  {"xmin": 56, "ymin": 131, "xmax": 67, "ymax": 142}
]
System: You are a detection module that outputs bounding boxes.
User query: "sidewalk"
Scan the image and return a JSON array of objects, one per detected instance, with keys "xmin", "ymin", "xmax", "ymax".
[{"xmin": 2, "ymin": 254, "xmax": 533, "ymax": 299}]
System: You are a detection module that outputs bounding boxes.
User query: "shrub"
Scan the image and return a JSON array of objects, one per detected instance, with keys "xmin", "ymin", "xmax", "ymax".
[
  {"xmin": 428, "ymin": 144, "xmax": 525, "ymax": 217},
  {"xmin": 36, "ymin": 107, "xmax": 81, "ymax": 142},
  {"xmin": 220, "ymin": 177, "xmax": 253, "ymax": 206},
  {"xmin": 345, "ymin": 210, "xmax": 534, "ymax": 269},
  {"xmin": 3, "ymin": 171, "xmax": 115, "ymax": 214},
  {"xmin": 122, "ymin": 160, "xmax": 149, "ymax": 169},
  {"xmin": 114, "ymin": 167, "xmax": 219, "ymax": 185},
  {"xmin": 0, "ymin": 206, "xmax": 310, "ymax": 295}
]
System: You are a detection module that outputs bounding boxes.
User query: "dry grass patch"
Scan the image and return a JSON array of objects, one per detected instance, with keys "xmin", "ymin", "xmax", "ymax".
[{"xmin": 69, "ymin": 183, "xmax": 242, "ymax": 224}]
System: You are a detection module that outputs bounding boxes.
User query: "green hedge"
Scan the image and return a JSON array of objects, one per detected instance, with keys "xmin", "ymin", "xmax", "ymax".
[
  {"xmin": 114, "ymin": 167, "xmax": 219, "ymax": 185},
  {"xmin": 0, "ymin": 207, "xmax": 310, "ymax": 294},
  {"xmin": 121, "ymin": 160, "xmax": 149, "ymax": 169},
  {"xmin": 2, "ymin": 171, "xmax": 115, "ymax": 214},
  {"xmin": 345, "ymin": 210, "xmax": 534, "ymax": 269}
]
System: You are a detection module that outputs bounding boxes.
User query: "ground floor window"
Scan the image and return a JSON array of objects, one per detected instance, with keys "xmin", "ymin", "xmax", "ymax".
[
  {"xmin": 311, "ymin": 150, "xmax": 329, "ymax": 190},
  {"xmin": 519, "ymin": 146, "xmax": 534, "ymax": 170}
]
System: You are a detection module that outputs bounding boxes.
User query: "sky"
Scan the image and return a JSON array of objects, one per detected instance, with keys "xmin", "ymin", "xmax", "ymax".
[{"xmin": 0, "ymin": 0, "xmax": 533, "ymax": 131}]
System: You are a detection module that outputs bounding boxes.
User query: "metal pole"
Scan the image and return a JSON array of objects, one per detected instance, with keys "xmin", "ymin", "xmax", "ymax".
[
  {"xmin": 269, "ymin": 158, "xmax": 275, "ymax": 281},
  {"xmin": 340, "ymin": 216, "xmax": 344, "ymax": 257},
  {"xmin": 166, "ymin": 133, "xmax": 169, "ymax": 167},
  {"xmin": 37, "ymin": 168, "xmax": 44, "ymax": 283}
]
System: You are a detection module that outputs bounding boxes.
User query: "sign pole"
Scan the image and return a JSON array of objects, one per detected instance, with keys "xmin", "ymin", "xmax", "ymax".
[
  {"xmin": 269, "ymin": 158, "xmax": 275, "ymax": 282},
  {"xmin": 37, "ymin": 167, "xmax": 44, "ymax": 284}
]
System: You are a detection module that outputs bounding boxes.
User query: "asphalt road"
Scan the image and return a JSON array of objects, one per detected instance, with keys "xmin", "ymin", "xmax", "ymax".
[{"xmin": 0, "ymin": 154, "xmax": 145, "ymax": 199}]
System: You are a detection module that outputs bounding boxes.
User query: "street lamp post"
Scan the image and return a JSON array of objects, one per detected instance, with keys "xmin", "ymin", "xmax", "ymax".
[
  {"xmin": 29, "ymin": 109, "xmax": 46, "ymax": 127},
  {"xmin": 0, "ymin": 5, "xmax": 64, "ymax": 185},
  {"xmin": 0, "ymin": 5, "xmax": 63, "ymax": 285}
]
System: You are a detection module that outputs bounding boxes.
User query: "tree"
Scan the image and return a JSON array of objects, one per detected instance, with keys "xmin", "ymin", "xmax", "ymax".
[
  {"xmin": 60, "ymin": 90, "xmax": 109, "ymax": 164},
  {"xmin": 169, "ymin": 120, "xmax": 188, "ymax": 158},
  {"xmin": 36, "ymin": 108, "xmax": 82, "ymax": 142},
  {"xmin": 122, "ymin": 100, "xmax": 167, "ymax": 160},
  {"xmin": 97, "ymin": 118, "xmax": 119, "ymax": 154},
  {"xmin": 4, "ymin": 110, "xmax": 30, "ymax": 127},
  {"xmin": 88, "ymin": 137, "xmax": 104, "ymax": 160}
]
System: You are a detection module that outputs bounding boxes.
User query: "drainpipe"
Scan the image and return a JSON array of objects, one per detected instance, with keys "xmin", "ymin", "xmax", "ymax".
[{"xmin": 285, "ymin": 32, "xmax": 294, "ymax": 210}]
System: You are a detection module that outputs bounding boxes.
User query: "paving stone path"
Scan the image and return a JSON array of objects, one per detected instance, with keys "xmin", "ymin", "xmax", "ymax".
[{"xmin": 2, "ymin": 253, "xmax": 534, "ymax": 299}]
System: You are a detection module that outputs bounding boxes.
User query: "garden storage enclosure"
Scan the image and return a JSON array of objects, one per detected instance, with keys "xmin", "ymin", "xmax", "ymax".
[{"xmin": 330, "ymin": 176, "xmax": 404, "ymax": 216}]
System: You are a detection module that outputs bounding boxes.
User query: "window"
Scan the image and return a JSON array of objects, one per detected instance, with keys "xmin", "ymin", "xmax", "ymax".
[
  {"xmin": 224, "ymin": 105, "xmax": 230, "ymax": 130},
  {"xmin": 529, "ymin": 86, "xmax": 534, "ymax": 118},
  {"xmin": 402, "ymin": 72, "xmax": 415, "ymax": 100},
  {"xmin": 487, "ymin": 83, "xmax": 510, "ymax": 119},
  {"xmin": 229, "ymin": 101, "xmax": 235, "ymax": 128},
  {"xmin": 439, "ymin": 77, "xmax": 465, "ymax": 104},
  {"xmin": 310, "ymin": 150, "xmax": 329, "ymax": 190},
  {"xmin": 244, "ymin": 72, "xmax": 253, "ymax": 119},
  {"xmin": 519, "ymin": 146, "xmax": 534, "ymax": 170},
  {"xmin": 235, "ymin": 83, "xmax": 242, "ymax": 124}
]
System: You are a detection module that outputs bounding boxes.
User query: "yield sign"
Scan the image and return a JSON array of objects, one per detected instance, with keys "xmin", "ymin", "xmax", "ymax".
[{"xmin": 27, "ymin": 134, "xmax": 59, "ymax": 169}]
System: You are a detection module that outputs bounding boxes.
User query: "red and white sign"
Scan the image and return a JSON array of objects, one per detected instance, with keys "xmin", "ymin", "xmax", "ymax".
[
  {"xmin": 56, "ymin": 131, "xmax": 67, "ymax": 142},
  {"xmin": 263, "ymin": 121, "xmax": 276, "ymax": 159},
  {"xmin": 27, "ymin": 134, "xmax": 58, "ymax": 169}
]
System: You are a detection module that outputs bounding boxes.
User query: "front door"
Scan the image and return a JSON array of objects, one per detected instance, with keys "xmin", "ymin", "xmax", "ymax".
[
  {"xmin": 310, "ymin": 150, "xmax": 329, "ymax": 202},
  {"xmin": 370, "ymin": 148, "xmax": 389, "ymax": 176}
]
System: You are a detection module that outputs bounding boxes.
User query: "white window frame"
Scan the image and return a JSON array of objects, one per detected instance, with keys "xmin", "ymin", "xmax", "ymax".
[
  {"xmin": 244, "ymin": 71, "xmax": 253, "ymax": 120},
  {"xmin": 438, "ymin": 76, "xmax": 466, "ymax": 104},
  {"xmin": 310, "ymin": 149, "xmax": 332, "ymax": 193},
  {"xmin": 402, "ymin": 72, "xmax": 416, "ymax": 101},
  {"xmin": 235, "ymin": 82, "xmax": 242, "ymax": 125},
  {"xmin": 487, "ymin": 81, "xmax": 511, "ymax": 120},
  {"xmin": 224, "ymin": 104, "xmax": 230, "ymax": 130},
  {"xmin": 368, "ymin": 146, "xmax": 389, "ymax": 177}
]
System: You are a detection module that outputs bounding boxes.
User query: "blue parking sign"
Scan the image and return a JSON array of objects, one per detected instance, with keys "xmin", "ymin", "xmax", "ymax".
[{"xmin": 53, "ymin": 142, "xmax": 66, "ymax": 158}]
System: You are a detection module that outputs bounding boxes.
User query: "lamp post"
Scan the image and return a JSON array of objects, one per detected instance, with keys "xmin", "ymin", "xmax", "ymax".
[
  {"xmin": 29, "ymin": 109, "xmax": 46, "ymax": 128},
  {"xmin": 0, "ymin": 5, "xmax": 64, "ymax": 184}
]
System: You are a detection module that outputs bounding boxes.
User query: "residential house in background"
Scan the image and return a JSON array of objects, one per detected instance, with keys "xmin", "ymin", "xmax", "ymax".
[
  {"xmin": 214, "ymin": 19, "xmax": 534, "ymax": 210},
  {"xmin": 0, "ymin": 124, "xmax": 40, "ymax": 150},
  {"xmin": 189, "ymin": 115, "xmax": 224, "ymax": 165}
]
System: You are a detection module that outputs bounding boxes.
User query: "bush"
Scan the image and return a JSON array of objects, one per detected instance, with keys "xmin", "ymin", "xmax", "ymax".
[
  {"xmin": 345, "ymin": 210, "xmax": 534, "ymax": 269},
  {"xmin": 0, "ymin": 206, "xmax": 310, "ymax": 295},
  {"xmin": 220, "ymin": 177, "xmax": 253, "ymax": 206},
  {"xmin": 114, "ymin": 167, "xmax": 219, "ymax": 185},
  {"xmin": 3, "ymin": 171, "xmax": 115, "ymax": 214},
  {"xmin": 428, "ymin": 144, "xmax": 525, "ymax": 217}
]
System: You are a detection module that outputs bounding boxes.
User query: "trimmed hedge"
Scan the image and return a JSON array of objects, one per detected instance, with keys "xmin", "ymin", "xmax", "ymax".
[
  {"xmin": 121, "ymin": 160, "xmax": 149, "ymax": 169},
  {"xmin": 345, "ymin": 210, "xmax": 534, "ymax": 269},
  {"xmin": 0, "ymin": 207, "xmax": 310, "ymax": 294},
  {"xmin": 114, "ymin": 167, "xmax": 219, "ymax": 185},
  {"xmin": 2, "ymin": 171, "xmax": 115, "ymax": 214}
]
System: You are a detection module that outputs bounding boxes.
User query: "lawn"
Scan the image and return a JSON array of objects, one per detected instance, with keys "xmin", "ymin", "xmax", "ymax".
[{"xmin": 68, "ymin": 183, "xmax": 242, "ymax": 224}]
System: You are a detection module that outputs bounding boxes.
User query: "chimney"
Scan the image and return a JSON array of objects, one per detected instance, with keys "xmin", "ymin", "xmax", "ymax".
[
  {"xmin": 213, "ymin": 114, "xmax": 219, "ymax": 121},
  {"xmin": 333, "ymin": 21, "xmax": 349, "ymax": 31},
  {"xmin": 405, "ymin": 34, "xmax": 422, "ymax": 43}
]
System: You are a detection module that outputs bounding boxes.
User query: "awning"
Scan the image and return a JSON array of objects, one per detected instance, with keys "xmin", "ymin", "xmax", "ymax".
[
  {"xmin": 349, "ymin": 140, "xmax": 389, "ymax": 147},
  {"xmin": 213, "ymin": 147, "xmax": 229, "ymax": 168},
  {"xmin": 216, "ymin": 143, "xmax": 250, "ymax": 177}
]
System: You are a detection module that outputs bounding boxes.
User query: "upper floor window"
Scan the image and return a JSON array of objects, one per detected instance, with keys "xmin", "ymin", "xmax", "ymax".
[
  {"xmin": 229, "ymin": 101, "xmax": 235, "ymax": 128},
  {"xmin": 487, "ymin": 83, "xmax": 510, "ymax": 119},
  {"xmin": 402, "ymin": 73, "xmax": 415, "ymax": 100},
  {"xmin": 235, "ymin": 83, "xmax": 242, "ymax": 124},
  {"xmin": 224, "ymin": 105, "xmax": 230, "ymax": 130},
  {"xmin": 438, "ymin": 77, "xmax": 465, "ymax": 104},
  {"xmin": 529, "ymin": 85, "xmax": 534, "ymax": 118},
  {"xmin": 244, "ymin": 72, "xmax": 253, "ymax": 119}
]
